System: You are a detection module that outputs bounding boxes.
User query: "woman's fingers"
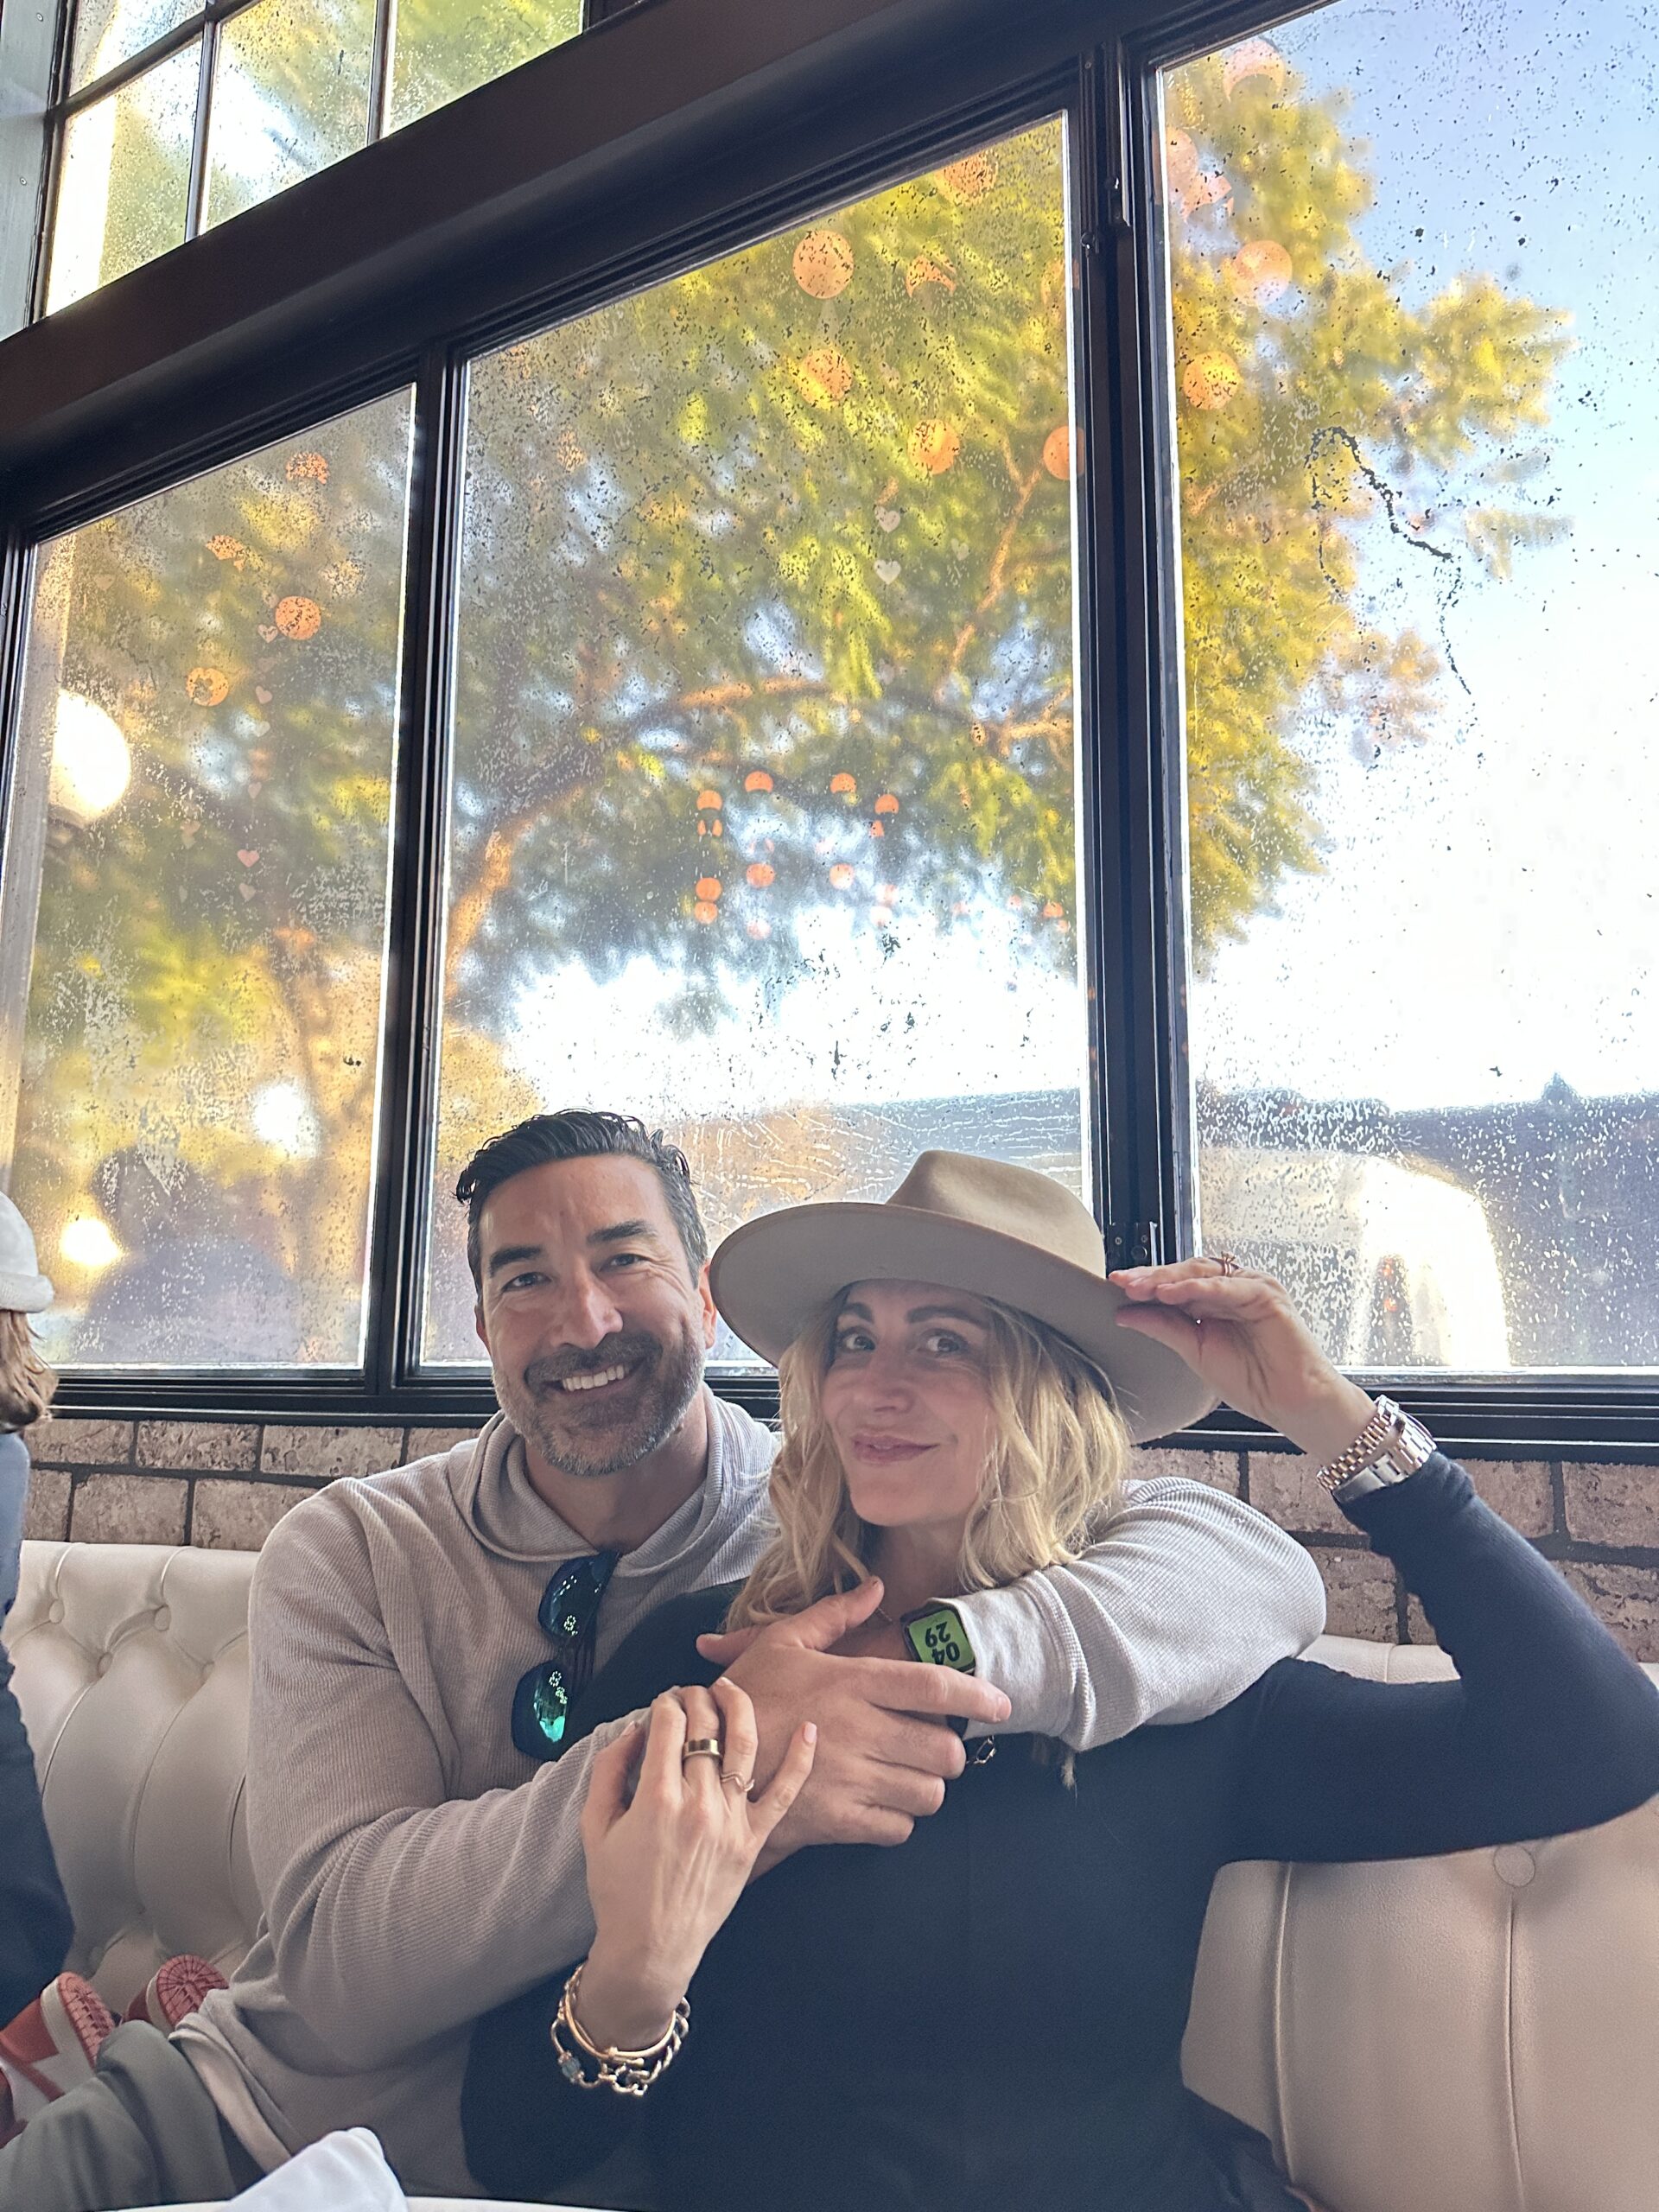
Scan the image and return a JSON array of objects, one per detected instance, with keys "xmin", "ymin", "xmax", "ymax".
[
  {"xmin": 676, "ymin": 1681, "xmax": 726, "ymax": 1797},
  {"xmin": 639, "ymin": 1690, "xmax": 690, "ymax": 1798},
  {"xmin": 580, "ymin": 1719, "xmax": 645, "ymax": 1847},
  {"xmin": 1112, "ymin": 1300, "xmax": 1206, "ymax": 1366},
  {"xmin": 711, "ymin": 1677, "xmax": 758, "ymax": 1794},
  {"xmin": 1113, "ymin": 1260, "xmax": 1281, "ymax": 1313},
  {"xmin": 747, "ymin": 1722, "xmax": 817, "ymax": 1842}
]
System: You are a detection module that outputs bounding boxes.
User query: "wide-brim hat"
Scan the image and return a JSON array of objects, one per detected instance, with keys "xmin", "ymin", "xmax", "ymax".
[
  {"xmin": 0, "ymin": 1192, "xmax": 53, "ymax": 1315},
  {"xmin": 709, "ymin": 1149, "xmax": 1216, "ymax": 1443}
]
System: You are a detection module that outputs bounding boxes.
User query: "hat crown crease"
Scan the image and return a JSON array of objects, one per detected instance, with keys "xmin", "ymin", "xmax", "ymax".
[{"xmin": 887, "ymin": 1151, "xmax": 1104, "ymax": 1280}]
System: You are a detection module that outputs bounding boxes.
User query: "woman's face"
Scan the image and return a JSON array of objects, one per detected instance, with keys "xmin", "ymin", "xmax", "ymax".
[{"xmin": 819, "ymin": 1279, "xmax": 998, "ymax": 1538}]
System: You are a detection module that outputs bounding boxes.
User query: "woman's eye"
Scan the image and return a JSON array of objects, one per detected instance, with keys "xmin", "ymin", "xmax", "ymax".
[
  {"xmin": 832, "ymin": 1332, "xmax": 873, "ymax": 1358},
  {"xmin": 927, "ymin": 1332, "xmax": 968, "ymax": 1356}
]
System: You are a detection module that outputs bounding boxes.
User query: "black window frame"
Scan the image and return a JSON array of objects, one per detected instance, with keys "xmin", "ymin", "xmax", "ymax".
[
  {"xmin": 27, "ymin": 0, "xmax": 639, "ymax": 327},
  {"xmin": 1, "ymin": 0, "xmax": 1654, "ymax": 1461}
]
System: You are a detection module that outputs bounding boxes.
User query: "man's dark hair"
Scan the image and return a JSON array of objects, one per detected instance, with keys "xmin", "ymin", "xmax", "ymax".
[{"xmin": 456, "ymin": 1111, "xmax": 708, "ymax": 1292}]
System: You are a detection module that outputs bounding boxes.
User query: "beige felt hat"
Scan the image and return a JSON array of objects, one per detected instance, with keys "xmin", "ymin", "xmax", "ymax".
[
  {"xmin": 0, "ymin": 1192, "xmax": 53, "ymax": 1315},
  {"xmin": 709, "ymin": 1149, "xmax": 1217, "ymax": 1443}
]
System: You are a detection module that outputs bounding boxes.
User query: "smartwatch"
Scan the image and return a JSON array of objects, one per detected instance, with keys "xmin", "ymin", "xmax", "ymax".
[{"xmin": 899, "ymin": 1601, "xmax": 976, "ymax": 1673}]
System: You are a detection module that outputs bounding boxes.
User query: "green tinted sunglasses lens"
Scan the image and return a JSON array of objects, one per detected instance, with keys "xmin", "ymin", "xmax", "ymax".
[{"xmin": 531, "ymin": 1669, "xmax": 570, "ymax": 1747}]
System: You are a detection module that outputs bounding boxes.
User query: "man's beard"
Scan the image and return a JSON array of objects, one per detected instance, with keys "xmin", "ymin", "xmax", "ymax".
[{"xmin": 499, "ymin": 1324, "xmax": 704, "ymax": 1480}]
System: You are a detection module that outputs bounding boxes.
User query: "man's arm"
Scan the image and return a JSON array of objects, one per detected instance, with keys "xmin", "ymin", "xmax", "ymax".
[
  {"xmin": 242, "ymin": 1503, "xmax": 632, "ymax": 2071},
  {"xmin": 950, "ymin": 1476, "xmax": 1325, "ymax": 1747}
]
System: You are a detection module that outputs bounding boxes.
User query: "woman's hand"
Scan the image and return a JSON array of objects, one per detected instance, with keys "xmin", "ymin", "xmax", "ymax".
[
  {"xmin": 1110, "ymin": 1258, "xmax": 1376, "ymax": 1465},
  {"xmin": 575, "ymin": 1679, "xmax": 817, "ymax": 2051}
]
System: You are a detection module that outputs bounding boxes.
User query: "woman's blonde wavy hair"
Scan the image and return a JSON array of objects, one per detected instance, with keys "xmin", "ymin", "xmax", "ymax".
[
  {"xmin": 0, "ymin": 1309, "xmax": 56, "ymax": 1432},
  {"xmin": 728, "ymin": 1287, "xmax": 1133, "ymax": 1630}
]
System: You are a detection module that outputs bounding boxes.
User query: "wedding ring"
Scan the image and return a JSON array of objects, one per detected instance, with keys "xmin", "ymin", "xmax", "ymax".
[
  {"xmin": 681, "ymin": 1738, "xmax": 721, "ymax": 1763},
  {"xmin": 1210, "ymin": 1252, "xmax": 1241, "ymax": 1276}
]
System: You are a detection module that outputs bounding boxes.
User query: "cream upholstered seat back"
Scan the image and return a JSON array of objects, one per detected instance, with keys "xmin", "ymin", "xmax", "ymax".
[
  {"xmin": 10, "ymin": 1537, "xmax": 1659, "ymax": 2211},
  {"xmin": 10, "ymin": 1540, "xmax": 261, "ymax": 2002}
]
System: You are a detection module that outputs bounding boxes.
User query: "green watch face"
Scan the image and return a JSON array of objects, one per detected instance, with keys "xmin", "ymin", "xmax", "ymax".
[{"xmin": 901, "ymin": 1604, "xmax": 975, "ymax": 1671}]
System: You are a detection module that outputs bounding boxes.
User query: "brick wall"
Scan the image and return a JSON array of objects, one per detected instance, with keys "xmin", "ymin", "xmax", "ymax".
[{"xmin": 19, "ymin": 1414, "xmax": 1659, "ymax": 1662}]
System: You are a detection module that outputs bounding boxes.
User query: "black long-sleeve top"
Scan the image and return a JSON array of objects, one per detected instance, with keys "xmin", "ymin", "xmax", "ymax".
[
  {"xmin": 0, "ymin": 1433, "xmax": 73, "ymax": 2022},
  {"xmin": 462, "ymin": 1458, "xmax": 1659, "ymax": 2212}
]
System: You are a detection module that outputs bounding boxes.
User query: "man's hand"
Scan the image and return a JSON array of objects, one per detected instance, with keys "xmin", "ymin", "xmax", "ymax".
[{"xmin": 695, "ymin": 1579, "xmax": 1010, "ymax": 1859}]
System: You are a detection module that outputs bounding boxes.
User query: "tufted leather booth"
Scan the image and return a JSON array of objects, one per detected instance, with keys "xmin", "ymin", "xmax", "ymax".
[{"xmin": 9, "ymin": 1538, "xmax": 1659, "ymax": 2212}]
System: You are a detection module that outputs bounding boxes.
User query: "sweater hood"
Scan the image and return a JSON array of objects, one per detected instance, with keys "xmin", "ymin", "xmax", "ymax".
[{"xmin": 445, "ymin": 1390, "xmax": 776, "ymax": 1571}]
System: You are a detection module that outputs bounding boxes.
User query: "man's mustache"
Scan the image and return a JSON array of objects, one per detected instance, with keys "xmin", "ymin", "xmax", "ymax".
[{"xmin": 524, "ymin": 1333, "xmax": 660, "ymax": 1390}]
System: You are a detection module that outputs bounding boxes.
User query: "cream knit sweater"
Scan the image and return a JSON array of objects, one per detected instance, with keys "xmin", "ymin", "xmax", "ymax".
[{"xmin": 175, "ymin": 1394, "xmax": 1322, "ymax": 2193}]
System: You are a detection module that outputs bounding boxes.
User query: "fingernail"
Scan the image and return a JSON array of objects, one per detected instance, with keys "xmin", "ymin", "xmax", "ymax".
[{"xmin": 804, "ymin": 1722, "xmax": 818, "ymax": 1745}]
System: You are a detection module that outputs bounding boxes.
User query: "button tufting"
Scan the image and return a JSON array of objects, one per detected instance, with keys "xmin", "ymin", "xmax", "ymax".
[
  {"xmin": 95, "ymin": 1652, "xmax": 112, "ymax": 1678},
  {"xmin": 1493, "ymin": 1844, "xmax": 1535, "ymax": 1888},
  {"xmin": 152, "ymin": 1607, "xmax": 171, "ymax": 1633}
]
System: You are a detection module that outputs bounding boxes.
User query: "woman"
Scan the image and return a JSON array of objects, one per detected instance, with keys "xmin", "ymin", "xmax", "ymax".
[
  {"xmin": 0, "ymin": 1192, "xmax": 73, "ymax": 2031},
  {"xmin": 462, "ymin": 1151, "xmax": 1659, "ymax": 2212}
]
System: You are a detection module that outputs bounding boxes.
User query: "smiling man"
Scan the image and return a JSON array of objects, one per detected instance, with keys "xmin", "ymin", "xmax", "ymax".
[{"xmin": 0, "ymin": 1111, "xmax": 1325, "ymax": 2209}]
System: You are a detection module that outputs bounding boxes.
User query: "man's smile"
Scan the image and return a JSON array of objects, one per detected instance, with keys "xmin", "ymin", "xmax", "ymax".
[{"xmin": 553, "ymin": 1363, "xmax": 635, "ymax": 1395}]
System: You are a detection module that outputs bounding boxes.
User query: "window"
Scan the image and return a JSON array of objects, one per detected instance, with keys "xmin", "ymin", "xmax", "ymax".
[
  {"xmin": 0, "ymin": 391, "xmax": 416, "ymax": 1365},
  {"xmin": 29, "ymin": 0, "xmax": 596, "ymax": 318},
  {"xmin": 1, "ymin": 0, "xmax": 1653, "ymax": 1445},
  {"xmin": 428, "ymin": 118, "xmax": 1089, "ymax": 1363},
  {"xmin": 1157, "ymin": 3, "xmax": 1659, "ymax": 1377}
]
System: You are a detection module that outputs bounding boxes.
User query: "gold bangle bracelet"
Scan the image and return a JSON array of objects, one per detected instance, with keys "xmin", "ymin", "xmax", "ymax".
[{"xmin": 550, "ymin": 1962, "xmax": 690, "ymax": 2096}]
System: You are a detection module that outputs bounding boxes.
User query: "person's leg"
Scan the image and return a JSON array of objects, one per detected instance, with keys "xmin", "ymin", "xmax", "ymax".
[{"xmin": 0, "ymin": 2023, "xmax": 251, "ymax": 2212}]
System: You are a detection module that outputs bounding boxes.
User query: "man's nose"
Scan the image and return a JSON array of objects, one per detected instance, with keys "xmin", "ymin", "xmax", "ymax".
[{"xmin": 548, "ymin": 1269, "xmax": 624, "ymax": 1351}]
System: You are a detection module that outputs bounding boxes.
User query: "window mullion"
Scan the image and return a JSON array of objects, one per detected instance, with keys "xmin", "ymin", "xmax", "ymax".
[
  {"xmin": 367, "ymin": 0, "xmax": 396, "ymax": 145},
  {"xmin": 368, "ymin": 345, "xmax": 467, "ymax": 1393},
  {"xmin": 185, "ymin": 15, "xmax": 219, "ymax": 240},
  {"xmin": 1076, "ymin": 41, "xmax": 1169, "ymax": 1268}
]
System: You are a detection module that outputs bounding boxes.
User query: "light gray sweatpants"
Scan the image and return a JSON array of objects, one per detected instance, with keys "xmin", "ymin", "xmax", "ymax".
[{"xmin": 0, "ymin": 2022, "xmax": 259, "ymax": 2211}]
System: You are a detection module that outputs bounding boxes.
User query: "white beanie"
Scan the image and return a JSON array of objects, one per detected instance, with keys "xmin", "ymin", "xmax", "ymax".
[{"xmin": 0, "ymin": 1192, "xmax": 54, "ymax": 1314}]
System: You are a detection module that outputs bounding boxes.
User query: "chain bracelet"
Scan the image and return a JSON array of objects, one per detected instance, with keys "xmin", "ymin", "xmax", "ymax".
[{"xmin": 550, "ymin": 1962, "xmax": 690, "ymax": 2095}]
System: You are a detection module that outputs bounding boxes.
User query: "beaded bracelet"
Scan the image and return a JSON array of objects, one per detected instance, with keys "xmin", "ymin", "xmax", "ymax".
[{"xmin": 550, "ymin": 1962, "xmax": 690, "ymax": 2095}]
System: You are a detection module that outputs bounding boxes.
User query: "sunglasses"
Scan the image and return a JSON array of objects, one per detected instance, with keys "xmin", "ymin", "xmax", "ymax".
[{"xmin": 512, "ymin": 1549, "xmax": 620, "ymax": 1761}]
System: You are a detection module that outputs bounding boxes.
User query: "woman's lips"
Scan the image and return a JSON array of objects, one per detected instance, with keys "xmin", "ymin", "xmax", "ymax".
[{"xmin": 849, "ymin": 1434, "xmax": 934, "ymax": 1462}]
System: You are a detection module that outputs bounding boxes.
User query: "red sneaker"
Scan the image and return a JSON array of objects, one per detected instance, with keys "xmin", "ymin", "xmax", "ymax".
[
  {"xmin": 0, "ymin": 1973, "xmax": 116, "ymax": 2120},
  {"xmin": 122, "ymin": 1955, "xmax": 228, "ymax": 2031}
]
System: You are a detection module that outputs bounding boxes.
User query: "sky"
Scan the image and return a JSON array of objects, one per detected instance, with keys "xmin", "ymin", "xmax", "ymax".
[
  {"xmin": 501, "ymin": 0, "xmax": 1658, "ymax": 1138},
  {"xmin": 1189, "ymin": 0, "xmax": 1659, "ymax": 1111}
]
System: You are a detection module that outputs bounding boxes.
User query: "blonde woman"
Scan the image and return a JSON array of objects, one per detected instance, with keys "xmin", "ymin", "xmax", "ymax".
[
  {"xmin": 0, "ymin": 1192, "xmax": 73, "ymax": 2031},
  {"xmin": 463, "ymin": 1152, "xmax": 1659, "ymax": 2212}
]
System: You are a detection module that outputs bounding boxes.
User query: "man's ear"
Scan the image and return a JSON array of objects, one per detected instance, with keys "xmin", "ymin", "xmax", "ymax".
[{"xmin": 696, "ymin": 1262, "xmax": 717, "ymax": 1351}]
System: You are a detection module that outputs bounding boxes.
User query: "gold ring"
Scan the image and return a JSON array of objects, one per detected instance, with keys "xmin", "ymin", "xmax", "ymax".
[
  {"xmin": 681, "ymin": 1738, "xmax": 721, "ymax": 1763},
  {"xmin": 1210, "ymin": 1252, "xmax": 1241, "ymax": 1276},
  {"xmin": 721, "ymin": 1770, "xmax": 753, "ymax": 1792}
]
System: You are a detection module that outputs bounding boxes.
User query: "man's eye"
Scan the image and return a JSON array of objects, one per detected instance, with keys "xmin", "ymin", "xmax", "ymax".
[
  {"xmin": 605, "ymin": 1252, "xmax": 645, "ymax": 1268},
  {"xmin": 505, "ymin": 1273, "xmax": 545, "ymax": 1293}
]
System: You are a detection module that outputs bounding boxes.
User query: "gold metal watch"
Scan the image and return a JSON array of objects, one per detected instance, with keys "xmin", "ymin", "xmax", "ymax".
[{"xmin": 1316, "ymin": 1395, "xmax": 1437, "ymax": 1501}]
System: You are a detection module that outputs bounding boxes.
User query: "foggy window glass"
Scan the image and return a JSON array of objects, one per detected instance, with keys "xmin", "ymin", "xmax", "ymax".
[
  {"xmin": 385, "ymin": 0, "xmax": 583, "ymax": 137},
  {"xmin": 203, "ymin": 0, "xmax": 376, "ymax": 232},
  {"xmin": 46, "ymin": 39, "xmax": 198, "ymax": 315},
  {"xmin": 1160, "ymin": 6, "xmax": 1659, "ymax": 1372},
  {"xmin": 0, "ymin": 391, "xmax": 416, "ymax": 1367},
  {"xmin": 423, "ymin": 118, "xmax": 1090, "ymax": 1365}
]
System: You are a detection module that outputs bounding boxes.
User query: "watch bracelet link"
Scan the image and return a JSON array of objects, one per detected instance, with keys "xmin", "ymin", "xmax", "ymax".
[{"xmin": 1316, "ymin": 1395, "xmax": 1437, "ymax": 1499}]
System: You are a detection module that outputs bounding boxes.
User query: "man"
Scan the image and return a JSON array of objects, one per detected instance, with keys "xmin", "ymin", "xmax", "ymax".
[{"xmin": 0, "ymin": 1111, "xmax": 1324, "ymax": 2205}]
